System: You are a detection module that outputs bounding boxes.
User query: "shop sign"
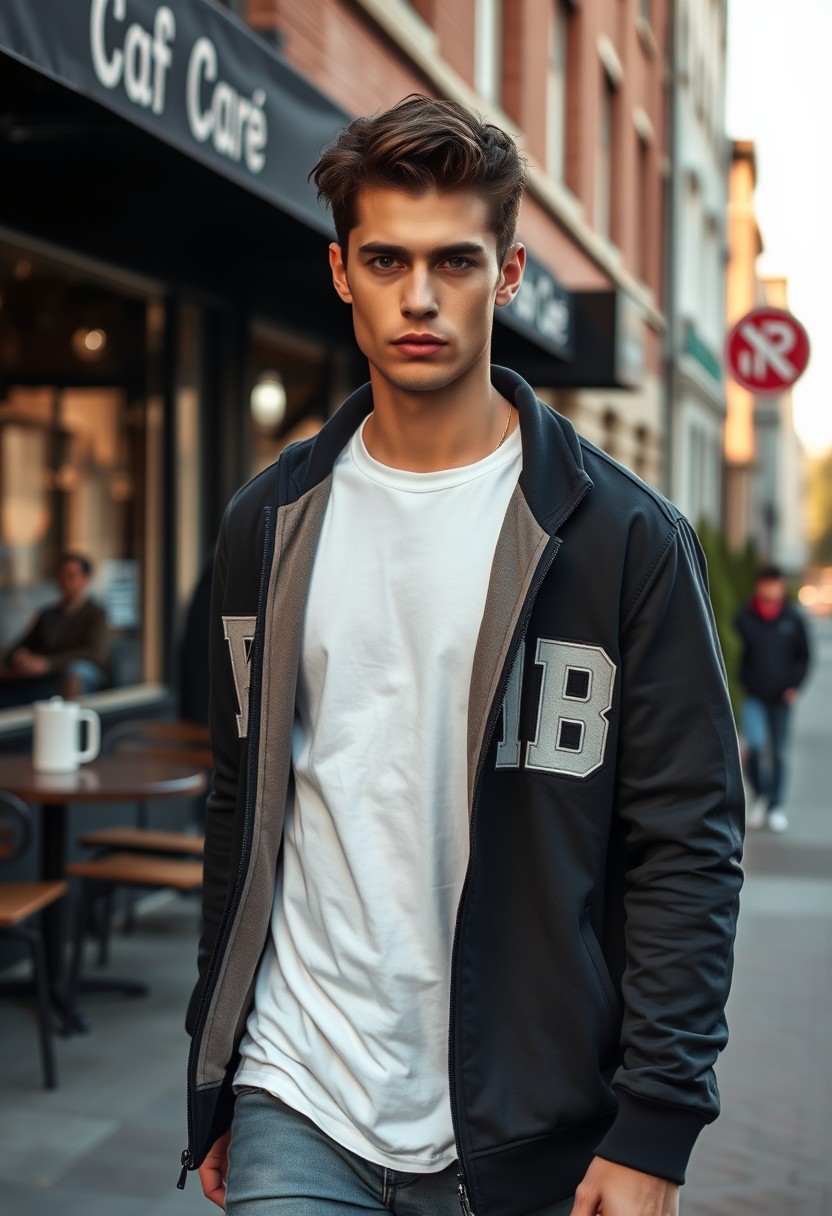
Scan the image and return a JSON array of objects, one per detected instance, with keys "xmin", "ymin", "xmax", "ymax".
[
  {"xmin": 502, "ymin": 251, "xmax": 574, "ymax": 360},
  {"xmin": 0, "ymin": 0, "xmax": 349, "ymax": 234},
  {"xmin": 89, "ymin": 1, "xmax": 268, "ymax": 174}
]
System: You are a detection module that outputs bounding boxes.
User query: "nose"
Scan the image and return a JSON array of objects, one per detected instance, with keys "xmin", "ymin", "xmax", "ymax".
[{"xmin": 401, "ymin": 266, "xmax": 438, "ymax": 319}]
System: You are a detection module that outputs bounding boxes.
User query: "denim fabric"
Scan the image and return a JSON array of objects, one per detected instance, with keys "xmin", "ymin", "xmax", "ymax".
[
  {"xmin": 64, "ymin": 658, "xmax": 107, "ymax": 693},
  {"xmin": 741, "ymin": 696, "xmax": 792, "ymax": 809},
  {"xmin": 226, "ymin": 1088, "xmax": 573, "ymax": 1216}
]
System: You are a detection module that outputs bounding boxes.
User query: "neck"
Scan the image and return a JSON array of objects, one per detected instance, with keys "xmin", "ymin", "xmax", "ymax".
[
  {"xmin": 363, "ymin": 358, "xmax": 515, "ymax": 472},
  {"xmin": 62, "ymin": 593, "xmax": 87, "ymax": 614}
]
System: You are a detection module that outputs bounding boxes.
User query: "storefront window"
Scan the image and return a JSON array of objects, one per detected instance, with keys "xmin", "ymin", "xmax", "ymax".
[
  {"xmin": 247, "ymin": 321, "xmax": 331, "ymax": 479},
  {"xmin": 0, "ymin": 240, "xmax": 161, "ymax": 701}
]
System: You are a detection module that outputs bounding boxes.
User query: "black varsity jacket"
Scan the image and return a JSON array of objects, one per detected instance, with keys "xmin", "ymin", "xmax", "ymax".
[{"xmin": 181, "ymin": 367, "xmax": 744, "ymax": 1215}]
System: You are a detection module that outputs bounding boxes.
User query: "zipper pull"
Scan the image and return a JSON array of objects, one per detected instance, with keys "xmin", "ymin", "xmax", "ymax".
[
  {"xmin": 457, "ymin": 1170, "xmax": 474, "ymax": 1215},
  {"xmin": 177, "ymin": 1148, "xmax": 191, "ymax": 1190}
]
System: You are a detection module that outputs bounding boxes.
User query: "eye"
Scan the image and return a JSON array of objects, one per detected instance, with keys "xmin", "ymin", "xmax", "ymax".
[
  {"xmin": 444, "ymin": 256, "xmax": 474, "ymax": 271},
  {"xmin": 369, "ymin": 255, "xmax": 400, "ymax": 270}
]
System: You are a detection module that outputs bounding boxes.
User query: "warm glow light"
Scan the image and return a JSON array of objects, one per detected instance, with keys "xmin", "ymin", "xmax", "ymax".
[
  {"xmin": 250, "ymin": 371, "xmax": 287, "ymax": 428},
  {"xmin": 71, "ymin": 326, "xmax": 108, "ymax": 361}
]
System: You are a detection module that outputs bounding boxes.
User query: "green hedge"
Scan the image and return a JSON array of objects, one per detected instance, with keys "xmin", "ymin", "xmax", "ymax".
[{"xmin": 694, "ymin": 519, "xmax": 757, "ymax": 719}]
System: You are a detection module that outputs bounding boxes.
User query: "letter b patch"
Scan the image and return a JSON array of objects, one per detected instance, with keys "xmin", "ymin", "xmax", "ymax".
[{"xmin": 497, "ymin": 638, "xmax": 616, "ymax": 777}]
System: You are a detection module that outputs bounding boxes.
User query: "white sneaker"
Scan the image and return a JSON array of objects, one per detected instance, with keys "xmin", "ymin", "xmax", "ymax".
[
  {"xmin": 767, "ymin": 810, "xmax": 789, "ymax": 833},
  {"xmin": 747, "ymin": 797, "xmax": 768, "ymax": 830}
]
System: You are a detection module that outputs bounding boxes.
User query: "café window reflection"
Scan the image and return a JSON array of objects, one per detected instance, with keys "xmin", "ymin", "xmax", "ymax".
[{"xmin": 0, "ymin": 241, "xmax": 160, "ymax": 702}]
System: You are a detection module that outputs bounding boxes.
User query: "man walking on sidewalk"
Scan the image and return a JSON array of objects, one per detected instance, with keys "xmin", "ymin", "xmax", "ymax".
[
  {"xmin": 183, "ymin": 96, "xmax": 744, "ymax": 1216},
  {"xmin": 736, "ymin": 564, "xmax": 811, "ymax": 832}
]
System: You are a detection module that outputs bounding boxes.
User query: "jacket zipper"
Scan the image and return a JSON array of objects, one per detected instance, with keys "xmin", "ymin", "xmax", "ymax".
[
  {"xmin": 178, "ymin": 505, "xmax": 274, "ymax": 1188},
  {"xmin": 447, "ymin": 481, "xmax": 590, "ymax": 1210}
]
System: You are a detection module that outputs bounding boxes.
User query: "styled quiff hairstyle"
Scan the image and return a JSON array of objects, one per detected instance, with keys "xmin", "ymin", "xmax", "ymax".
[{"xmin": 312, "ymin": 95, "xmax": 526, "ymax": 266}]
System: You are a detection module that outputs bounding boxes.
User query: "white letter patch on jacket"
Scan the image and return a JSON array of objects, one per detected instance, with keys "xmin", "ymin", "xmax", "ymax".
[
  {"xmin": 223, "ymin": 616, "xmax": 256, "ymax": 738},
  {"xmin": 497, "ymin": 639, "xmax": 616, "ymax": 777}
]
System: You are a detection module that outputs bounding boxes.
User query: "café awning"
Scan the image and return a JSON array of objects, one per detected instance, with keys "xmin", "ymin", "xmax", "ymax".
[{"xmin": 0, "ymin": 0, "xmax": 347, "ymax": 235}]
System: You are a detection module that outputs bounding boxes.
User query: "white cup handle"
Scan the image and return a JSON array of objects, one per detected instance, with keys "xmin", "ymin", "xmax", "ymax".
[{"xmin": 78, "ymin": 708, "xmax": 101, "ymax": 764}]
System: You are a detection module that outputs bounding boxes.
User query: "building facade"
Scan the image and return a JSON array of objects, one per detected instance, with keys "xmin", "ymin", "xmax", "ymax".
[
  {"xmin": 724, "ymin": 140, "xmax": 764, "ymax": 551},
  {"xmin": 752, "ymin": 277, "xmax": 807, "ymax": 573},
  {"xmin": 723, "ymin": 143, "xmax": 806, "ymax": 571},
  {"xmin": 665, "ymin": 0, "xmax": 729, "ymax": 527}
]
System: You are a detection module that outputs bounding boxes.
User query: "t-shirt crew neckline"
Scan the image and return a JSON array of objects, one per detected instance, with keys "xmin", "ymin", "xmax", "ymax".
[{"xmin": 350, "ymin": 412, "xmax": 522, "ymax": 493}]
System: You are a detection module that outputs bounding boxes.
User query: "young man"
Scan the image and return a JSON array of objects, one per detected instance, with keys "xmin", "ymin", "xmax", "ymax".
[
  {"xmin": 735, "ymin": 564, "xmax": 811, "ymax": 832},
  {"xmin": 182, "ymin": 97, "xmax": 743, "ymax": 1216}
]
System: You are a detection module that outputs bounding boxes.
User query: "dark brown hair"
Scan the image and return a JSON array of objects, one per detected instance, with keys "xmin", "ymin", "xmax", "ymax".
[{"xmin": 312, "ymin": 95, "xmax": 526, "ymax": 266}]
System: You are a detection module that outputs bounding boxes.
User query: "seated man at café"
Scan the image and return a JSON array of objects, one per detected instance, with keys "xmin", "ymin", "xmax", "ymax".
[{"xmin": 0, "ymin": 551, "xmax": 111, "ymax": 708}]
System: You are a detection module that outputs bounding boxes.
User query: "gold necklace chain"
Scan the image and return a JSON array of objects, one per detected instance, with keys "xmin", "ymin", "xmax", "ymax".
[{"xmin": 494, "ymin": 403, "xmax": 513, "ymax": 452}]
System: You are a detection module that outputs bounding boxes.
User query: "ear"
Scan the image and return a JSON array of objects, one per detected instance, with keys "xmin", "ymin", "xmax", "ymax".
[
  {"xmin": 329, "ymin": 243, "xmax": 353, "ymax": 304},
  {"xmin": 495, "ymin": 243, "xmax": 526, "ymax": 308}
]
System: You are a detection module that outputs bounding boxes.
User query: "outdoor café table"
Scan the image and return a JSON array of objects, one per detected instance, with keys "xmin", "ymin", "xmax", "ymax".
[{"xmin": 0, "ymin": 754, "xmax": 207, "ymax": 1031}]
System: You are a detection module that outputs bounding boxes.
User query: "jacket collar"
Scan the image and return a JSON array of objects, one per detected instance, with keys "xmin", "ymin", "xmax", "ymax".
[{"xmin": 292, "ymin": 365, "xmax": 593, "ymax": 535}]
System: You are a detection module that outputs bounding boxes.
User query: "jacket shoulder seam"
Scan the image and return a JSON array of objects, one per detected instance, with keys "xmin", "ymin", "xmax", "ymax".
[
  {"xmin": 578, "ymin": 438, "xmax": 679, "ymax": 523},
  {"xmin": 621, "ymin": 519, "xmax": 682, "ymax": 627}
]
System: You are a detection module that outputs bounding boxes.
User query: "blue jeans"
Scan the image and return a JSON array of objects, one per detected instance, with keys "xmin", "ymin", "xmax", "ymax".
[
  {"xmin": 226, "ymin": 1089, "xmax": 573, "ymax": 1216},
  {"xmin": 741, "ymin": 696, "xmax": 791, "ymax": 810},
  {"xmin": 63, "ymin": 659, "xmax": 107, "ymax": 693}
]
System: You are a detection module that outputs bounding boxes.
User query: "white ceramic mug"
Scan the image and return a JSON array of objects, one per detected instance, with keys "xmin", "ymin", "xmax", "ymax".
[{"xmin": 32, "ymin": 697, "xmax": 101, "ymax": 773}]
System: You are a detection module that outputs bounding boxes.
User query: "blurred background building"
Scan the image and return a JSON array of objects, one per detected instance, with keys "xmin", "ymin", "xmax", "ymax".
[
  {"xmin": 0, "ymin": 0, "xmax": 810, "ymax": 718},
  {"xmin": 664, "ymin": 0, "xmax": 728, "ymax": 528}
]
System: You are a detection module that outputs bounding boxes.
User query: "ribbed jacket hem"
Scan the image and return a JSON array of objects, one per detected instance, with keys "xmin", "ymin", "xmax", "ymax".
[{"xmin": 593, "ymin": 1089, "xmax": 709, "ymax": 1184}]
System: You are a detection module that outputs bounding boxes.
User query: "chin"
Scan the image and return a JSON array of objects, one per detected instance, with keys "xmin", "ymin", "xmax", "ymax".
[{"xmin": 377, "ymin": 362, "xmax": 468, "ymax": 395}]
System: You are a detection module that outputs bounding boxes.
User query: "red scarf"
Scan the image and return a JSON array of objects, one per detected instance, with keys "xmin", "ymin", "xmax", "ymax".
[{"xmin": 752, "ymin": 594, "xmax": 783, "ymax": 622}]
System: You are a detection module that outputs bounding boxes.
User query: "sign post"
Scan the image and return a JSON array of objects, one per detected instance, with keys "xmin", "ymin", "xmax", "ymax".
[{"xmin": 726, "ymin": 307, "xmax": 810, "ymax": 395}]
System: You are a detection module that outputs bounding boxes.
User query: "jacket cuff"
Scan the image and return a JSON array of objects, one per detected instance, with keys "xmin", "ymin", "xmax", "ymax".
[{"xmin": 593, "ymin": 1089, "xmax": 708, "ymax": 1184}]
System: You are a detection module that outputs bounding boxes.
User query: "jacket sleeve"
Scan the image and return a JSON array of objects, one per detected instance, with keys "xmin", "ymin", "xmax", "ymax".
[
  {"xmin": 186, "ymin": 510, "xmax": 239, "ymax": 1034},
  {"xmin": 789, "ymin": 611, "xmax": 811, "ymax": 691},
  {"xmin": 595, "ymin": 517, "xmax": 744, "ymax": 1184}
]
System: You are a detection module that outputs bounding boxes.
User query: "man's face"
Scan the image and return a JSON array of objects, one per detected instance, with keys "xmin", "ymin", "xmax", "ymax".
[
  {"xmin": 57, "ymin": 560, "xmax": 88, "ymax": 602},
  {"xmin": 756, "ymin": 577, "xmax": 786, "ymax": 609},
  {"xmin": 329, "ymin": 186, "xmax": 524, "ymax": 396}
]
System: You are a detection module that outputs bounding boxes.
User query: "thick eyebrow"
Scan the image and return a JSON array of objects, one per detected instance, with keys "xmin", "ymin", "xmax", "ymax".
[{"xmin": 356, "ymin": 241, "xmax": 489, "ymax": 260}]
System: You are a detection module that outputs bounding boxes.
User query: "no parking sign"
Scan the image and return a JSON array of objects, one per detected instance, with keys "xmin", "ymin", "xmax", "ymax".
[{"xmin": 726, "ymin": 307, "xmax": 810, "ymax": 394}]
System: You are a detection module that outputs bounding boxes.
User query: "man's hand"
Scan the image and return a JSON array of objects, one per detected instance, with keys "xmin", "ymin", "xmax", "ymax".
[
  {"xmin": 198, "ymin": 1130, "xmax": 231, "ymax": 1209},
  {"xmin": 9, "ymin": 649, "xmax": 49, "ymax": 675},
  {"xmin": 570, "ymin": 1157, "xmax": 679, "ymax": 1215}
]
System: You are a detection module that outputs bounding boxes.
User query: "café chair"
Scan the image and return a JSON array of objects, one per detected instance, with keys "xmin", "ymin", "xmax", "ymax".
[
  {"xmin": 64, "ymin": 851, "xmax": 203, "ymax": 1024},
  {"xmin": 0, "ymin": 791, "xmax": 67, "ymax": 1089},
  {"xmin": 76, "ymin": 718, "xmax": 211, "ymax": 959}
]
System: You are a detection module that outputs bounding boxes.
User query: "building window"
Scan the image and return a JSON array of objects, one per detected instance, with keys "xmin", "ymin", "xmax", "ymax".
[
  {"xmin": 547, "ymin": 0, "xmax": 570, "ymax": 181},
  {"xmin": 596, "ymin": 71, "xmax": 616, "ymax": 241},
  {"xmin": 0, "ymin": 240, "xmax": 159, "ymax": 693},
  {"xmin": 475, "ymin": 0, "xmax": 503, "ymax": 105},
  {"xmin": 636, "ymin": 134, "xmax": 650, "ymax": 282}
]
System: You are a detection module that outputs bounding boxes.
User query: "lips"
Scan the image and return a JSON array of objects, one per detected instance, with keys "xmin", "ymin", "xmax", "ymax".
[{"xmin": 393, "ymin": 334, "xmax": 447, "ymax": 357}]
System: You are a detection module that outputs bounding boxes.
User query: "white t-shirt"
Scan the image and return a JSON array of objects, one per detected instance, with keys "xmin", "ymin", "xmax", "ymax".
[{"xmin": 236, "ymin": 415, "xmax": 522, "ymax": 1170}]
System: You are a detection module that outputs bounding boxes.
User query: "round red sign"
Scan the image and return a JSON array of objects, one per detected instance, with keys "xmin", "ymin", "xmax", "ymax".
[{"xmin": 726, "ymin": 307, "xmax": 810, "ymax": 394}]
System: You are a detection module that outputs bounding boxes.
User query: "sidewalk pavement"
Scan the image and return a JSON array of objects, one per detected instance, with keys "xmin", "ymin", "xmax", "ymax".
[{"xmin": 1, "ymin": 622, "xmax": 830, "ymax": 1215}]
